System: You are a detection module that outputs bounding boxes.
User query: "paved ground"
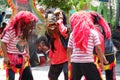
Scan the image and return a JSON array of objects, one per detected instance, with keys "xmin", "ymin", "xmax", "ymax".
[{"xmin": 0, "ymin": 57, "xmax": 120, "ymax": 80}]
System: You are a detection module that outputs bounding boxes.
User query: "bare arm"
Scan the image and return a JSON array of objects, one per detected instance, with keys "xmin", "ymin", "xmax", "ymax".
[
  {"xmin": 26, "ymin": 42, "xmax": 30, "ymax": 60},
  {"xmin": 1, "ymin": 42, "xmax": 7, "ymax": 56},
  {"xmin": 95, "ymin": 44, "xmax": 108, "ymax": 69},
  {"xmin": 1, "ymin": 42, "xmax": 10, "ymax": 64},
  {"xmin": 67, "ymin": 47, "xmax": 72, "ymax": 64}
]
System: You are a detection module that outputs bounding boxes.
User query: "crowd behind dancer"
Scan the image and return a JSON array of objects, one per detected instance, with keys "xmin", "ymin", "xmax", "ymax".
[
  {"xmin": 44, "ymin": 8, "xmax": 70, "ymax": 80},
  {"xmin": 0, "ymin": 12, "xmax": 6, "ymax": 26},
  {"xmin": 67, "ymin": 11, "xmax": 109, "ymax": 80},
  {"xmin": 36, "ymin": 35, "xmax": 50, "ymax": 66},
  {"xmin": 0, "ymin": 22, "xmax": 7, "ymax": 34},
  {"xmin": 28, "ymin": 31, "xmax": 40, "ymax": 67},
  {"xmin": 1, "ymin": 11, "xmax": 38, "ymax": 80}
]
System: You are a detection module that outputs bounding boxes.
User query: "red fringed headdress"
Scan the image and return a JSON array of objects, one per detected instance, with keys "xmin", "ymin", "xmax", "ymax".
[
  {"xmin": 70, "ymin": 10, "xmax": 111, "ymax": 53},
  {"xmin": 88, "ymin": 11, "xmax": 111, "ymax": 39},
  {"xmin": 89, "ymin": 11, "xmax": 111, "ymax": 53},
  {"xmin": 2, "ymin": 11, "xmax": 38, "ymax": 38},
  {"xmin": 70, "ymin": 11, "xmax": 95, "ymax": 52}
]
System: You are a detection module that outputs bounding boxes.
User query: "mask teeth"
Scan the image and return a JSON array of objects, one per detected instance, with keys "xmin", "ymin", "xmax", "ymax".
[{"xmin": 49, "ymin": 26, "xmax": 55, "ymax": 30}]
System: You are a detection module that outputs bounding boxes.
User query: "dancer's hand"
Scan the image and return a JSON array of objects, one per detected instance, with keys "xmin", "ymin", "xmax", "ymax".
[
  {"xmin": 58, "ymin": 12, "xmax": 63, "ymax": 19},
  {"xmin": 4, "ymin": 56, "xmax": 10, "ymax": 65},
  {"xmin": 103, "ymin": 56, "xmax": 109, "ymax": 64},
  {"xmin": 98, "ymin": 62, "xmax": 104, "ymax": 71}
]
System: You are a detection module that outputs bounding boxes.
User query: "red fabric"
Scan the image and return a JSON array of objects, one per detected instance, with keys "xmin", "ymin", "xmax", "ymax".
[
  {"xmin": 70, "ymin": 11, "xmax": 95, "ymax": 52},
  {"xmin": 6, "ymin": 68, "xmax": 9, "ymax": 79},
  {"xmin": 4, "ymin": 53, "xmax": 29, "ymax": 80},
  {"xmin": 88, "ymin": 11, "xmax": 111, "ymax": 53},
  {"xmin": 98, "ymin": 16, "xmax": 111, "ymax": 39},
  {"xmin": 89, "ymin": 11, "xmax": 111, "ymax": 39},
  {"xmin": 57, "ymin": 19, "xmax": 67, "ymax": 38},
  {"xmin": 39, "ymin": 57, "xmax": 46, "ymax": 66},
  {"xmin": 5, "ymin": 53, "xmax": 28, "ymax": 71},
  {"xmin": 49, "ymin": 34, "xmax": 67, "ymax": 64},
  {"xmin": 0, "ymin": 50, "xmax": 4, "ymax": 57},
  {"xmin": 17, "ymin": 0, "xmax": 28, "ymax": 5},
  {"xmin": 110, "ymin": 61, "xmax": 116, "ymax": 70},
  {"xmin": 70, "ymin": 10, "xmax": 111, "ymax": 53}
]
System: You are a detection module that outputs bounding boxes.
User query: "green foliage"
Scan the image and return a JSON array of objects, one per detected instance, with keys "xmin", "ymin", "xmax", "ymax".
[
  {"xmin": 36, "ymin": 24, "xmax": 46, "ymax": 36},
  {"xmin": 97, "ymin": 3, "xmax": 110, "ymax": 22},
  {"xmin": 30, "ymin": 0, "xmax": 44, "ymax": 22},
  {"xmin": 0, "ymin": 0, "xmax": 6, "ymax": 4},
  {"xmin": 0, "ymin": 0, "xmax": 7, "ymax": 12},
  {"xmin": 38, "ymin": 0, "xmax": 71, "ymax": 12},
  {"xmin": 68, "ymin": 0, "xmax": 92, "ymax": 11},
  {"xmin": 114, "ymin": 0, "xmax": 120, "ymax": 28},
  {"xmin": 96, "ymin": 2, "xmax": 115, "ymax": 29},
  {"xmin": 90, "ymin": 5, "xmax": 97, "ymax": 11},
  {"xmin": 37, "ymin": 0, "xmax": 115, "ymax": 29}
]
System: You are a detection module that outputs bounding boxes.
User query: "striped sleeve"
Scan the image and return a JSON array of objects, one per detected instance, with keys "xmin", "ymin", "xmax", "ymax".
[
  {"xmin": 67, "ymin": 33, "xmax": 73, "ymax": 48},
  {"xmin": 1, "ymin": 30, "xmax": 12, "ymax": 44},
  {"xmin": 93, "ymin": 30, "xmax": 101, "ymax": 46}
]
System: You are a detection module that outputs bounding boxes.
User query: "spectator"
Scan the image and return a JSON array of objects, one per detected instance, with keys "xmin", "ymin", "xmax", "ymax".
[
  {"xmin": 0, "ymin": 22, "xmax": 7, "ymax": 34},
  {"xmin": 28, "ymin": 32, "xmax": 39, "ymax": 67},
  {"xmin": 36, "ymin": 35, "xmax": 50, "ymax": 66},
  {"xmin": 112, "ymin": 26, "xmax": 120, "ymax": 41},
  {"xmin": 0, "ymin": 12, "xmax": 6, "ymax": 26},
  {"xmin": 112, "ymin": 26, "xmax": 120, "ymax": 50}
]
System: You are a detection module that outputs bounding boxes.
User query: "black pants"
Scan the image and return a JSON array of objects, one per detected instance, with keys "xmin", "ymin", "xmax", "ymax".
[
  {"xmin": 8, "ymin": 66, "xmax": 33, "ymax": 80},
  {"xmin": 105, "ymin": 67, "xmax": 116, "ymax": 80},
  {"xmin": 104, "ymin": 54, "xmax": 116, "ymax": 80},
  {"xmin": 72, "ymin": 62, "xmax": 103, "ymax": 80},
  {"xmin": 48, "ymin": 62, "xmax": 68, "ymax": 80}
]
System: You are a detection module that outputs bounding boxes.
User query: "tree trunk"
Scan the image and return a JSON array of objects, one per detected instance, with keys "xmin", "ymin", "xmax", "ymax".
[{"xmin": 115, "ymin": 0, "xmax": 120, "ymax": 28}]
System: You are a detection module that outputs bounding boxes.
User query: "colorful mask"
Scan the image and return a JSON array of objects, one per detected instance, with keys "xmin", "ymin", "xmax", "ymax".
[{"xmin": 46, "ymin": 13, "xmax": 57, "ymax": 30}]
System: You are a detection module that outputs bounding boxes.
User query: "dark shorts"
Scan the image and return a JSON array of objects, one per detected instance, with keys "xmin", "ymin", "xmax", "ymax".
[
  {"xmin": 7, "ymin": 66, "xmax": 33, "ymax": 80},
  {"xmin": 48, "ymin": 62, "xmax": 68, "ymax": 80},
  {"xmin": 104, "ymin": 53, "xmax": 116, "ymax": 80},
  {"xmin": 72, "ymin": 62, "xmax": 103, "ymax": 80},
  {"xmin": 105, "ymin": 53, "xmax": 115, "ymax": 63}
]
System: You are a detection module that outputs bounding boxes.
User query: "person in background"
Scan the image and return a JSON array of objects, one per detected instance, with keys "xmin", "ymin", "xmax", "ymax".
[
  {"xmin": 0, "ymin": 12, "xmax": 6, "ymax": 26},
  {"xmin": 0, "ymin": 22, "xmax": 7, "ymax": 34},
  {"xmin": 67, "ymin": 11, "xmax": 108, "ymax": 80},
  {"xmin": 36, "ymin": 35, "xmax": 50, "ymax": 66},
  {"xmin": 45, "ymin": 8, "xmax": 69, "ymax": 80},
  {"xmin": 112, "ymin": 26, "xmax": 120, "ymax": 50},
  {"xmin": 1, "ymin": 11, "xmax": 38, "ymax": 80}
]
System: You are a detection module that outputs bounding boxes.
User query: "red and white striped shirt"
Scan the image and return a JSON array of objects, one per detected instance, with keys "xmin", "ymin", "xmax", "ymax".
[
  {"xmin": 68, "ymin": 29, "xmax": 101, "ymax": 63},
  {"xmin": 1, "ymin": 29, "xmax": 26, "ymax": 54}
]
